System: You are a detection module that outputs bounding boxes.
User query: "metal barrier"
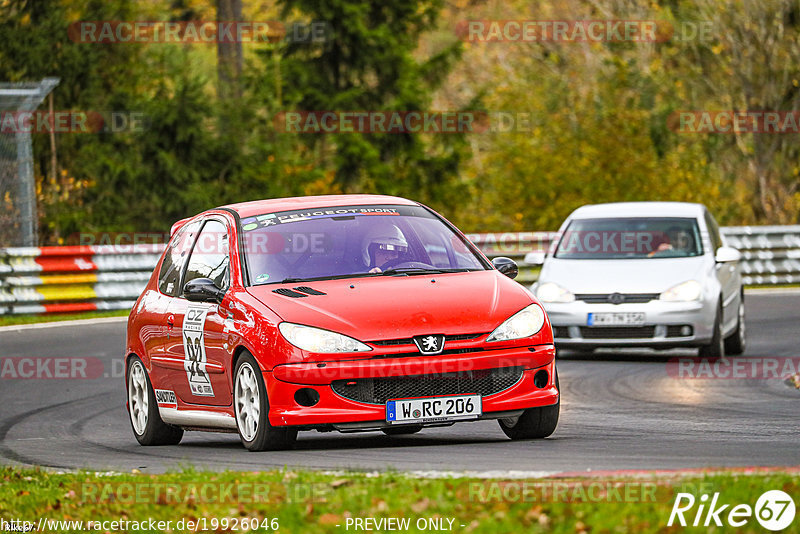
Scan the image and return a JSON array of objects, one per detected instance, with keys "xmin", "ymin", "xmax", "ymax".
[
  {"xmin": 467, "ymin": 226, "xmax": 800, "ymax": 286},
  {"xmin": 1, "ymin": 226, "xmax": 798, "ymax": 315},
  {"xmin": 0, "ymin": 244, "xmax": 162, "ymax": 315}
]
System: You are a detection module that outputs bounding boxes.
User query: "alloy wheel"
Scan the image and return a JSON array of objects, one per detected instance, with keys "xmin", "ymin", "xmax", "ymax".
[{"xmin": 235, "ymin": 362, "xmax": 261, "ymax": 442}]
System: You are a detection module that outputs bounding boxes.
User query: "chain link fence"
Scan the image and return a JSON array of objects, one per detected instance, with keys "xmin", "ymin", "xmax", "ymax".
[{"xmin": 0, "ymin": 78, "xmax": 59, "ymax": 247}]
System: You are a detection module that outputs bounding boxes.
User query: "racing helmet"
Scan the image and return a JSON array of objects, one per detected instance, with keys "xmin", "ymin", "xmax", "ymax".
[{"xmin": 361, "ymin": 224, "xmax": 409, "ymax": 267}]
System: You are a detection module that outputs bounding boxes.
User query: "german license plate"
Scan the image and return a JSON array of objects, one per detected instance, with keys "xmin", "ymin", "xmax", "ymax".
[
  {"xmin": 386, "ymin": 394, "xmax": 482, "ymax": 424},
  {"xmin": 587, "ymin": 312, "xmax": 645, "ymax": 326}
]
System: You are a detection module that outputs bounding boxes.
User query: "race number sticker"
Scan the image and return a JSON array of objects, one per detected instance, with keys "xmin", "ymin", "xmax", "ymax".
[{"xmin": 183, "ymin": 306, "xmax": 214, "ymax": 397}]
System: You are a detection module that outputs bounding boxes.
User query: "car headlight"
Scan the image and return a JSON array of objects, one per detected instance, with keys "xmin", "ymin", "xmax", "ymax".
[
  {"xmin": 536, "ymin": 282, "xmax": 575, "ymax": 303},
  {"xmin": 487, "ymin": 304, "xmax": 546, "ymax": 342},
  {"xmin": 278, "ymin": 323, "xmax": 372, "ymax": 353},
  {"xmin": 660, "ymin": 280, "xmax": 702, "ymax": 302}
]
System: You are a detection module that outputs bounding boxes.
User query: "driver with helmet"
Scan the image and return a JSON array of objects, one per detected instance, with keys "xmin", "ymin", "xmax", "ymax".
[{"xmin": 362, "ymin": 223, "xmax": 409, "ymax": 273}]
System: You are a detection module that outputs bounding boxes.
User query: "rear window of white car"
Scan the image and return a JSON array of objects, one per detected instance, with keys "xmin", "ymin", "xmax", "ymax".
[{"xmin": 554, "ymin": 217, "xmax": 703, "ymax": 259}]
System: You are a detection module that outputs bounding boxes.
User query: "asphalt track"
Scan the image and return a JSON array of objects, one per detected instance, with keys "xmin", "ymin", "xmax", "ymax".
[{"xmin": 0, "ymin": 291, "xmax": 797, "ymax": 475}]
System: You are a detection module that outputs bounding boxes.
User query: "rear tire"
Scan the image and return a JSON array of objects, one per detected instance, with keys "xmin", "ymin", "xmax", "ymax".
[
  {"xmin": 724, "ymin": 293, "xmax": 746, "ymax": 355},
  {"xmin": 234, "ymin": 352, "xmax": 297, "ymax": 451},
  {"xmin": 498, "ymin": 371, "xmax": 559, "ymax": 440},
  {"xmin": 382, "ymin": 425, "xmax": 423, "ymax": 436},
  {"xmin": 699, "ymin": 303, "xmax": 725, "ymax": 358},
  {"xmin": 127, "ymin": 356, "xmax": 183, "ymax": 446}
]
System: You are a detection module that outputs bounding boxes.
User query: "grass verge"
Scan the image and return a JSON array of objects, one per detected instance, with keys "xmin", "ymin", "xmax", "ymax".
[
  {"xmin": 0, "ymin": 466, "xmax": 797, "ymax": 533},
  {"xmin": 0, "ymin": 309, "xmax": 129, "ymax": 327}
]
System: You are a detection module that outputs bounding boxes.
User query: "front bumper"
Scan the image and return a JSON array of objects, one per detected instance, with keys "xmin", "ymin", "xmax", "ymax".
[
  {"xmin": 544, "ymin": 299, "xmax": 715, "ymax": 348},
  {"xmin": 264, "ymin": 344, "xmax": 558, "ymax": 428}
]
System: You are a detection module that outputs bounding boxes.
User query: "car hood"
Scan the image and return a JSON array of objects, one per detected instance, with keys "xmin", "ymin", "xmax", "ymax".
[
  {"xmin": 246, "ymin": 271, "xmax": 535, "ymax": 341},
  {"xmin": 538, "ymin": 256, "xmax": 709, "ymax": 294}
]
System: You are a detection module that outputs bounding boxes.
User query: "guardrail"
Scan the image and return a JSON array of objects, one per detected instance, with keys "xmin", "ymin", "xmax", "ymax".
[
  {"xmin": 467, "ymin": 225, "xmax": 800, "ymax": 286},
  {"xmin": 0, "ymin": 245, "xmax": 163, "ymax": 315},
  {"xmin": 1, "ymin": 225, "xmax": 798, "ymax": 315}
]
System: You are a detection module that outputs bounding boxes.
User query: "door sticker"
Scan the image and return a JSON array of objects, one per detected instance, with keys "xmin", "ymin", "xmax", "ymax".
[{"xmin": 183, "ymin": 306, "xmax": 215, "ymax": 397}]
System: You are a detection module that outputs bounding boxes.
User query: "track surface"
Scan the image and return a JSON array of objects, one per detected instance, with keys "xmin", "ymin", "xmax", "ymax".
[{"xmin": 1, "ymin": 291, "xmax": 798, "ymax": 474}]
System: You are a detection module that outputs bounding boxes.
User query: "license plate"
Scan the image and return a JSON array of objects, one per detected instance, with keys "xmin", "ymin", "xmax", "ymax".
[
  {"xmin": 587, "ymin": 312, "xmax": 645, "ymax": 326},
  {"xmin": 386, "ymin": 394, "xmax": 482, "ymax": 424}
]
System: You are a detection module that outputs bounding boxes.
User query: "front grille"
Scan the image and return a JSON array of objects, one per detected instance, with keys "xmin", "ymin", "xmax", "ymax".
[
  {"xmin": 370, "ymin": 333, "xmax": 485, "ymax": 346},
  {"xmin": 553, "ymin": 326, "xmax": 570, "ymax": 338},
  {"xmin": 575, "ymin": 293, "xmax": 659, "ymax": 304},
  {"xmin": 331, "ymin": 366, "xmax": 524, "ymax": 405},
  {"xmin": 372, "ymin": 347, "xmax": 485, "ymax": 359},
  {"xmin": 579, "ymin": 326, "xmax": 656, "ymax": 339}
]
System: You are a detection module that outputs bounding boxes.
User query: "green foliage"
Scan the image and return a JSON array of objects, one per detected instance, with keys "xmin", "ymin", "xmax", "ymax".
[
  {"xmin": 2, "ymin": 466, "xmax": 799, "ymax": 534},
  {"xmin": 274, "ymin": 0, "xmax": 469, "ymax": 211},
  {"xmin": 0, "ymin": 0, "xmax": 797, "ymax": 243}
]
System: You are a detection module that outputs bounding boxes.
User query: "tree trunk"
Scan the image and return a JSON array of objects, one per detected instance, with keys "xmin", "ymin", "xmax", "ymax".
[{"xmin": 216, "ymin": 0, "xmax": 243, "ymax": 100}]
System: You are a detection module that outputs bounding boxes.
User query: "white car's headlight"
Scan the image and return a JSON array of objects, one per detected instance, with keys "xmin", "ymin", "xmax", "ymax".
[
  {"xmin": 487, "ymin": 304, "xmax": 546, "ymax": 342},
  {"xmin": 278, "ymin": 323, "xmax": 372, "ymax": 353},
  {"xmin": 660, "ymin": 280, "xmax": 702, "ymax": 302},
  {"xmin": 536, "ymin": 282, "xmax": 575, "ymax": 303}
]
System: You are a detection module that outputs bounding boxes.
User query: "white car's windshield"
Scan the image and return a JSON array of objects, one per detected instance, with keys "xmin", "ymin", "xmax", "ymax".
[
  {"xmin": 241, "ymin": 204, "xmax": 488, "ymax": 284},
  {"xmin": 554, "ymin": 217, "xmax": 703, "ymax": 260}
]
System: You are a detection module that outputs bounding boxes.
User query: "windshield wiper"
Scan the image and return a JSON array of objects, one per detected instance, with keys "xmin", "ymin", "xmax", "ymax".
[
  {"xmin": 273, "ymin": 272, "xmax": 381, "ymax": 285},
  {"xmin": 265, "ymin": 269, "xmax": 471, "ymax": 285},
  {"xmin": 379, "ymin": 267, "xmax": 471, "ymax": 276},
  {"xmin": 278, "ymin": 277, "xmax": 312, "ymax": 284}
]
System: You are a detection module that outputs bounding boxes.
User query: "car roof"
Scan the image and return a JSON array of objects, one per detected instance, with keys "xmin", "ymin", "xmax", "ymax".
[
  {"xmin": 220, "ymin": 194, "xmax": 419, "ymax": 218},
  {"xmin": 567, "ymin": 201, "xmax": 706, "ymax": 220}
]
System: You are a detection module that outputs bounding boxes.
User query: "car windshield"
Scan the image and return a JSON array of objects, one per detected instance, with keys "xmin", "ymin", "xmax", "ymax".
[
  {"xmin": 553, "ymin": 217, "xmax": 703, "ymax": 259},
  {"xmin": 241, "ymin": 204, "xmax": 488, "ymax": 284}
]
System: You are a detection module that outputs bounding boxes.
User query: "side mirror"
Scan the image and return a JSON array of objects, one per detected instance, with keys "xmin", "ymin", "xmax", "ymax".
[
  {"xmin": 715, "ymin": 246, "xmax": 741, "ymax": 263},
  {"xmin": 184, "ymin": 277, "xmax": 225, "ymax": 303},
  {"xmin": 492, "ymin": 257, "xmax": 519, "ymax": 279},
  {"xmin": 523, "ymin": 251, "xmax": 546, "ymax": 266}
]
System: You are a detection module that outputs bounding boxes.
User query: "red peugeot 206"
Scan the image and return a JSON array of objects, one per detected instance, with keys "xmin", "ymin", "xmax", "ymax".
[{"xmin": 125, "ymin": 195, "xmax": 559, "ymax": 450}]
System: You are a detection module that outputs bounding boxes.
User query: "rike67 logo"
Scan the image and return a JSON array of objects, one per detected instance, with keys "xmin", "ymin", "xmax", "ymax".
[{"xmin": 668, "ymin": 490, "xmax": 795, "ymax": 531}]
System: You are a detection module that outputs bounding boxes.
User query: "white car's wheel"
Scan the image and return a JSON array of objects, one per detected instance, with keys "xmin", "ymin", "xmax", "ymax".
[
  {"xmin": 127, "ymin": 356, "xmax": 183, "ymax": 446},
  {"xmin": 699, "ymin": 303, "xmax": 725, "ymax": 358},
  {"xmin": 234, "ymin": 352, "xmax": 297, "ymax": 451},
  {"xmin": 724, "ymin": 293, "xmax": 746, "ymax": 355}
]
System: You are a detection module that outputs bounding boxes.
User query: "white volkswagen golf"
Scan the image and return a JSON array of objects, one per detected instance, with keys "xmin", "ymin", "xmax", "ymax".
[{"xmin": 533, "ymin": 202, "xmax": 745, "ymax": 357}]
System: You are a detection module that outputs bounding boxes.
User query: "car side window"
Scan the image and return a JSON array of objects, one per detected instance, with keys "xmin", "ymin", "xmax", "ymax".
[
  {"xmin": 704, "ymin": 211, "xmax": 722, "ymax": 252},
  {"xmin": 182, "ymin": 219, "xmax": 230, "ymax": 292},
  {"xmin": 158, "ymin": 220, "xmax": 201, "ymax": 296}
]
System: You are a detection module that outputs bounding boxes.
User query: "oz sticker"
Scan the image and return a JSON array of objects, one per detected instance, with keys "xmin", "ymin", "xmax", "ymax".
[{"xmin": 183, "ymin": 306, "xmax": 214, "ymax": 397}]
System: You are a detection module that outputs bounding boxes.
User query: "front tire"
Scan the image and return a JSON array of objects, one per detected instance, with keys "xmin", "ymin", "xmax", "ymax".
[
  {"xmin": 234, "ymin": 352, "xmax": 297, "ymax": 451},
  {"xmin": 699, "ymin": 303, "xmax": 725, "ymax": 358},
  {"xmin": 724, "ymin": 293, "xmax": 746, "ymax": 355},
  {"xmin": 498, "ymin": 372, "xmax": 559, "ymax": 440},
  {"xmin": 127, "ymin": 356, "xmax": 183, "ymax": 446}
]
